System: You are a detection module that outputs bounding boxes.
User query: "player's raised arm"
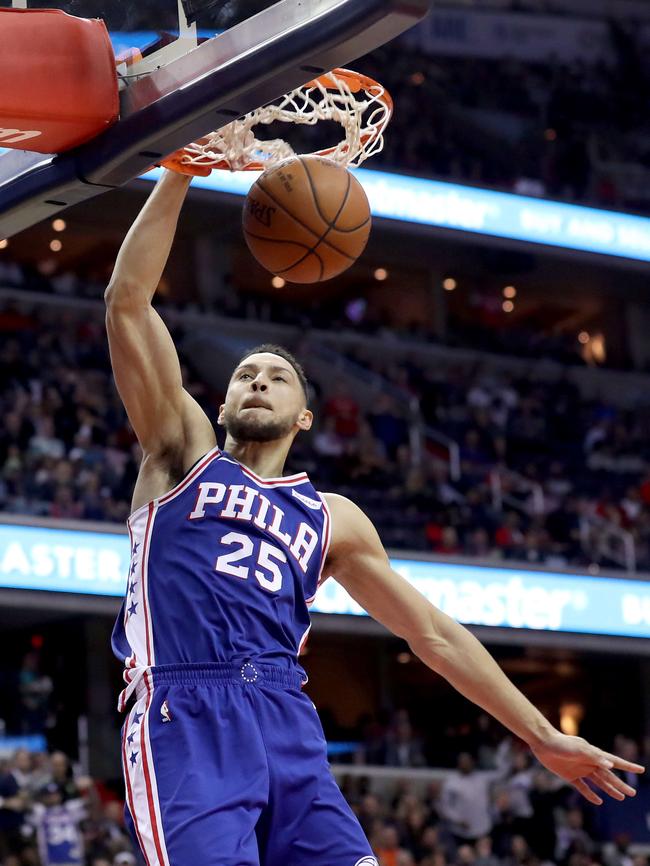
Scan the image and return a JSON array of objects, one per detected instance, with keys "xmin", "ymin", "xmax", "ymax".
[
  {"xmin": 323, "ymin": 492, "xmax": 644, "ymax": 805},
  {"xmin": 104, "ymin": 170, "xmax": 214, "ymax": 460}
]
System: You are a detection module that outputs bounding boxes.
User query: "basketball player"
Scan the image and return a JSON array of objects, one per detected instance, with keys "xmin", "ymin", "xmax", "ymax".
[{"xmin": 107, "ymin": 170, "xmax": 643, "ymax": 866}]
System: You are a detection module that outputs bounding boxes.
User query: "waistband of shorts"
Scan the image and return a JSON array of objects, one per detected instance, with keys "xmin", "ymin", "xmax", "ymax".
[{"xmin": 145, "ymin": 661, "xmax": 306, "ymax": 692}]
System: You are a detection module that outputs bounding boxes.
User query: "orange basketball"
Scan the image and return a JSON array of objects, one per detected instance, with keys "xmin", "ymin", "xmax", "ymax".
[{"xmin": 242, "ymin": 156, "xmax": 371, "ymax": 283}]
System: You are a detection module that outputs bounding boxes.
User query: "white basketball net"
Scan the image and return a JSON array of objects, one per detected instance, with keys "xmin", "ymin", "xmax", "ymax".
[{"xmin": 179, "ymin": 68, "xmax": 392, "ymax": 172}]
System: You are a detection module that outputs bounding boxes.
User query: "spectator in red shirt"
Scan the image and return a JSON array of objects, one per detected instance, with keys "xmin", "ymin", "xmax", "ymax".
[{"xmin": 323, "ymin": 380, "xmax": 360, "ymax": 439}]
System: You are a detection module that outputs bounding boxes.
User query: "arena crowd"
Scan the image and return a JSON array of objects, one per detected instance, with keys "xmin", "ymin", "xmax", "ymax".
[
  {"xmin": 0, "ymin": 275, "xmax": 649, "ymax": 571},
  {"xmin": 0, "ymin": 721, "xmax": 646, "ymax": 866},
  {"xmin": 278, "ymin": 23, "xmax": 650, "ymax": 216},
  {"xmin": 363, "ymin": 41, "xmax": 650, "ymax": 217}
]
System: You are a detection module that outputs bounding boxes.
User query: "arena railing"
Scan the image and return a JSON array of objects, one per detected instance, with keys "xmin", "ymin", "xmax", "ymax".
[
  {"xmin": 489, "ymin": 467, "xmax": 545, "ymax": 517},
  {"xmin": 311, "ymin": 318, "xmax": 650, "ymax": 412},
  {"xmin": 2, "ymin": 285, "xmax": 650, "ymax": 411},
  {"xmin": 307, "ymin": 341, "xmax": 461, "ymax": 479},
  {"xmin": 580, "ymin": 512, "xmax": 637, "ymax": 574},
  {"xmin": 489, "ymin": 468, "xmax": 638, "ymax": 574}
]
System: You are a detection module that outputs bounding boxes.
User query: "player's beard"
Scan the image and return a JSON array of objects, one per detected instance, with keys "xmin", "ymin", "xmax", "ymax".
[{"xmin": 223, "ymin": 407, "xmax": 297, "ymax": 443}]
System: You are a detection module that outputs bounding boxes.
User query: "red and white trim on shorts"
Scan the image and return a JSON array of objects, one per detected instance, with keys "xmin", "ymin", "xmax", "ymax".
[
  {"xmin": 122, "ymin": 672, "xmax": 171, "ymax": 866},
  {"xmin": 121, "ymin": 719, "xmax": 151, "ymax": 866}
]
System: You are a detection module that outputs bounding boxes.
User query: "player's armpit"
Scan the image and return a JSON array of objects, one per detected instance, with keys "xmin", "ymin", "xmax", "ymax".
[{"xmin": 105, "ymin": 297, "xmax": 215, "ymax": 457}]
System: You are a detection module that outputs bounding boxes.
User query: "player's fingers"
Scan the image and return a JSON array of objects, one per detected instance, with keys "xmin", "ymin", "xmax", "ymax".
[
  {"xmin": 573, "ymin": 778, "xmax": 603, "ymax": 806},
  {"xmin": 589, "ymin": 771, "xmax": 626, "ymax": 801},
  {"xmin": 600, "ymin": 752, "xmax": 645, "ymax": 774},
  {"xmin": 592, "ymin": 769, "xmax": 637, "ymax": 798}
]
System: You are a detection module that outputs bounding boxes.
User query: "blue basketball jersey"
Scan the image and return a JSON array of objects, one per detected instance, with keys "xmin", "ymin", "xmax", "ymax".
[{"xmin": 111, "ymin": 447, "xmax": 331, "ymax": 710}]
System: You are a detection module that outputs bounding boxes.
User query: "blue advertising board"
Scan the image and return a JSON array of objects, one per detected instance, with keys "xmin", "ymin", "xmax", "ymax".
[
  {"xmin": 1, "ymin": 522, "xmax": 650, "ymax": 639},
  {"xmin": 143, "ymin": 166, "xmax": 650, "ymax": 263}
]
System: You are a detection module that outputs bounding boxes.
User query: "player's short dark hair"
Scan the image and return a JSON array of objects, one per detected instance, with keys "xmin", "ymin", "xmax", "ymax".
[{"xmin": 236, "ymin": 343, "xmax": 309, "ymax": 405}]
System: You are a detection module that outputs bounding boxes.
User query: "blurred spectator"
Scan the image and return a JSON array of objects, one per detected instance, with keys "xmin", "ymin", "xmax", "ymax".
[
  {"xmin": 555, "ymin": 808, "xmax": 595, "ymax": 865},
  {"xmin": 313, "ymin": 417, "xmax": 346, "ymax": 459},
  {"xmin": 0, "ymin": 762, "xmax": 28, "ymax": 866},
  {"xmin": 18, "ymin": 652, "xmax": 53, "ymax": 736},
  {"xmin": 527, "ymin": 770, "xmax": 563, "ymax": 861},
  {"xmin": 475, "ymin": 836, "xmax": 500, "ymax": 866},
  {"xmin": 439, "ymin": 753, "xmax": 499, "ymax": 844},
  {"xmin": 369, "ymin": 395, "xmax": 410, "ymax": 460},
  {"xmin": 375, "ymin": 824, "xmax": 410, "ymax": 866},
  {"xmin": 323, "ymin": 381, "xmax": 361, "ymax": 439},
  {"xmin": 27, "ymin": 783, "xmax": 86, "ymax": 866},
  {"xmin": 384, "ymin": 711, "xmax": 427, "ymax": 769},
  {"xmin": 47, "ymin": 753, "xmax": 82, "ymax": 803}
]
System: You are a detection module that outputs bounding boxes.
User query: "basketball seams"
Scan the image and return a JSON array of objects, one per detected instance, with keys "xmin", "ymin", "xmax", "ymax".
[
  {"xmin": 299, "ymin": 155, "xmax": 350, "ymax": 231},
  {"xmin": 333, "ymin": 211, "xmax": 371, "ymax": 232},
  {"xmin": 242, "ymin": 229, "xmax": 314, "ymax": 253},
  {"xmin": 254, "ymin": 177, "xmax": 358, "ymax": 261},
  {"xmin": 242, "ymin": 229, "xmax": 324, "ymax": 281},
  {"xmin": 329, "ymin": 212, "xmax": 371, "ymax": 233},
  {"xmin": 245, "ymin": 156, "xmax": 371, "ymax": 282},
  {"xmin": 275, "ymin": 243, "xmax": 325, "ymax": 280},
  {"xmin": 299, "ymin": 156, "xmax": 371, "ymax": 234}
]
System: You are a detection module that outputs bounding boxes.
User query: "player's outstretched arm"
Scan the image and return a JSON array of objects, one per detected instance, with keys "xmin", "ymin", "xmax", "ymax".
[
  {"xmin": 105, "ymin": 170, "xmax": 214, "ymax": 460},
  {"xmin": 323, "ymin": 493, "xmax": 644, "ymax": 805}
]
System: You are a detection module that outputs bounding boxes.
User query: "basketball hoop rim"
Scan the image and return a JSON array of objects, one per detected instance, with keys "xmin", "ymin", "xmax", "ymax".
[{"xmin": 209, "ymin": 67, "xmax": 393, "ymax": 172}]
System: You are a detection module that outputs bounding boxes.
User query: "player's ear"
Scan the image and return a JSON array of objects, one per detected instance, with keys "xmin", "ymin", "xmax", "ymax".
[
  {"xmin": 297, "ymin": 409, "xmax": 313, "ymax": 432},
  {"xmin": 217, "ymin": 403, "xmax": 226, "ymax": 426}
]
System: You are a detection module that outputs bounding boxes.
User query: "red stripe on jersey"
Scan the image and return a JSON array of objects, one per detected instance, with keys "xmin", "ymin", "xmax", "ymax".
[
  {"xmin": 158, "ymin": 447, "xmax": 222, "ymax": 504},
  {"xmin": 298, "ymin": 623, "xmax": 312, "ymax": 653},
  {"xmin": 141, "ymin": 503, "xmax": 155, "ymax": 666},
  {"xmin": 316, "ymin": 493, "xmax": 332, "ymax": 586},
  {"xmin": 238, "ymin": 464, "xmax": 309, "ymax": 488}
]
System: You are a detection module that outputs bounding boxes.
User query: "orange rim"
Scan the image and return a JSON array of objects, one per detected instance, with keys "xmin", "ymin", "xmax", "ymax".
[{"xmin": 211, "ymin": 67, "xmax": 392, "ymax": 171}]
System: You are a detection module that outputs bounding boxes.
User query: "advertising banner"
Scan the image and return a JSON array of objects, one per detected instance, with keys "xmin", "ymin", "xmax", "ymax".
[
  {"xmin": 142, "ymin": 167, "xmax": 650, "ymax": 264},
  {"xmin": 2, "ymin": 523, "xmax": 650, "ymax": 639}
]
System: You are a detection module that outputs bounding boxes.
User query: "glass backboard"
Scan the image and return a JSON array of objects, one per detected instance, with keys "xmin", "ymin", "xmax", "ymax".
[
  {"xmin": 0, "ymin": 0, "xmax": 432, "ymax": 238},
  {"xmin": 1, "ymin": 0, "xmax": 276, "ymax": 72}
]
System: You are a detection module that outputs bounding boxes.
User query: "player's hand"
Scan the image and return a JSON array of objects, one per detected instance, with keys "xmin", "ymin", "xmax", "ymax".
[
  {"xmin": 531, "ymin": 731, "xmax": 644, "ymax": 805},
  {"xmin": 159, "ymin": 150, "xmax": 212, "ymax": 177},
  {"xmin": 159, "ymin": 137, "xmax": 214, "ymax": 177}
]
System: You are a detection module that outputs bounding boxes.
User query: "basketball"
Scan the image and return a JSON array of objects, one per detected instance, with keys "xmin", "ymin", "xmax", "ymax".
[{"xmin": 242, "ymin": 156, "xmax": 372, "ymax": 283}]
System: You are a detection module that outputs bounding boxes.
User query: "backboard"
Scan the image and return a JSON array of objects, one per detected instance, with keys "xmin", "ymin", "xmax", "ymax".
[{"xmin": 0, "ymin": 0, "xmax": 432, "ymax": 239}]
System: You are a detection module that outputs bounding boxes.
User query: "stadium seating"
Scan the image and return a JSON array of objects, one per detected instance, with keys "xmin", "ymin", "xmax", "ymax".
[{"xmin": 1, "ymin": 276, "xmax": 649, "ymax": 573}]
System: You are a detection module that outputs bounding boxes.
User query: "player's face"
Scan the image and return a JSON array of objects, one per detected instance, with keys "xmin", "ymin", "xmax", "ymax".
[{"xmin": 219, "ymin": 353, "xmax": 312, "ymax": 442}]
